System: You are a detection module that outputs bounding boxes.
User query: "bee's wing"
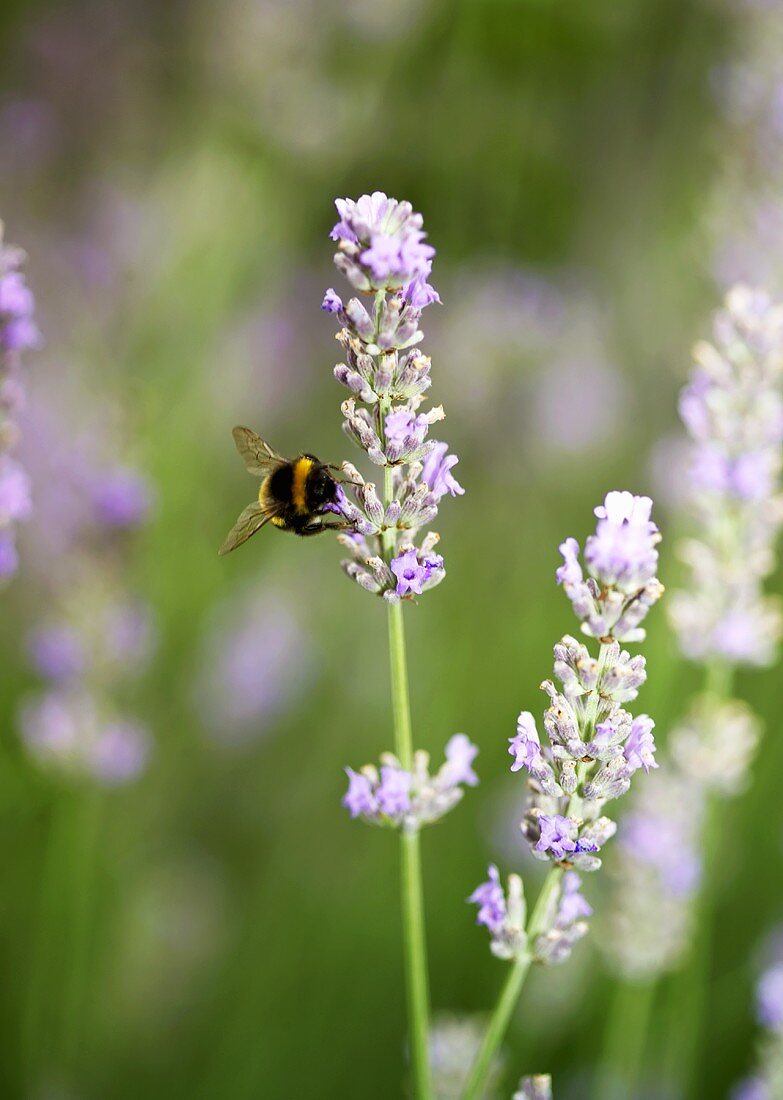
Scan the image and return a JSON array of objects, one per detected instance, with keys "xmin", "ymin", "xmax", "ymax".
[
  {"xmin": 232, "ymin": 426, "xmax": 284, "ymax": 476},
  {"xmin": 218, "ymin": 501, "xmax": 275, "ymax": 556}
]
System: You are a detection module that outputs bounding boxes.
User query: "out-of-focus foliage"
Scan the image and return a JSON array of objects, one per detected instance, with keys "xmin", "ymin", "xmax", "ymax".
[{"xmin": 0, "ymin": 1, "xmax": 779, "ymax": 1097}]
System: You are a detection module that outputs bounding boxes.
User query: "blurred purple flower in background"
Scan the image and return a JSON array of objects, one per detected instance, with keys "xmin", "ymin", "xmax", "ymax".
[
  {"xmin": 28, "ymin": 624, "xmax": 86, "ymax": 682},
  {"xmin": 758, "ymin": 964, "xmax": 783, "ymax": 1031},
  {"xmin": 193, "ymin": 586, "xmax": 313, "ymax": 746},
  {"xmin": 670, "ymin": 287, "xmax": 783, "ymax": 666},
  {"xmin": 0, "ymin": 222, "xmax": 39, "ymax": 583},
  {"xmin": 89, "ymin": 721, "xmax": 150, "ymax": 786},
  {"xmin": 91, "ymin": 467, "xmax": 154, "ymax": 529}
]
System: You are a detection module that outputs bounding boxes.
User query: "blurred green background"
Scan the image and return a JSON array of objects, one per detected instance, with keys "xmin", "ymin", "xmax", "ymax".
[{"xmin": 0, "ymin": 0, "xmax": 781, "ymax": 1096}]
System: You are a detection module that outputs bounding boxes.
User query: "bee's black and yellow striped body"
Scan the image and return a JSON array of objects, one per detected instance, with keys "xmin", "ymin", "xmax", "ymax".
[
  {"xmin": 219, "ymin": 428, "xmax": 345, "ymax": 556},
  {"xmin": 262, "ymin": 454, "xmax": 339, "ymax": 536}
]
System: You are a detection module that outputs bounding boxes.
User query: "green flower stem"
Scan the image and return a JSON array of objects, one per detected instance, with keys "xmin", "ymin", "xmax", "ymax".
[
  {"xmin": 665, "ymin": 659, "xmax": 734, "ymax": 1096},
  {"xmin": 591, "ymin": 979, "xmax": 656, "ymax": 1099},
  {"xmin": 463, "ymin": 641, "xmax": 615, "ymax": 1100},
  {"xmin": 386, "ymin": 597, "xmax": 433, "ymax": 1100}
]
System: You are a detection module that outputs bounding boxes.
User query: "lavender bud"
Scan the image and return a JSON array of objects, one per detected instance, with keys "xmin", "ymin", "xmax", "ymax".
[
  {"xmin": 334, "ymin": 363, "xmax": 376, "ymax": 403},
  {"xmin": 344, "ymin": 297, "xmax": 375, "ymax": 341}
]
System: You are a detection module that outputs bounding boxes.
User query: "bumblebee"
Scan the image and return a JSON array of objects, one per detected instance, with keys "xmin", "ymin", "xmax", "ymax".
[{"xmin": 219, "ymin": 427, "xmax": 346, "ymax": 555}]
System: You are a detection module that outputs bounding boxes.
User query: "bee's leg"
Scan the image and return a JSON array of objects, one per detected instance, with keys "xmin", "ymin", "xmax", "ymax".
[
  {"xmin": 297, "ymin": 520, "xmax": 353, "ymax": 537},
  {"xmin": 326, "ymin": 464, "xmax": 359, "ymax": 485}
]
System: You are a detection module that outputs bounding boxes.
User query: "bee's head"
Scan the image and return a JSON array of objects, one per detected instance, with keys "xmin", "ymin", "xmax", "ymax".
[{"xmin": 309, "ymin": 462, "xmax": 339, "ymax": 507}]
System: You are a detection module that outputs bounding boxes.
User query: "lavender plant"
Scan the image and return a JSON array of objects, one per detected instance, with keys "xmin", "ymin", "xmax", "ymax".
[
  {"xmin": 0, "ymin": 222, "xmax": 40, "ymax": 581},
  {"xmin": 598, "ymin": 285, "xmax": 783, "ymax": 1097},
  {"xmin": 460, "ymin": 492, "xmax": 663, "ymax": 1099},
  {"xmin": 322, "ymin": 192, "xmax": 466, "ymax": 1097}
]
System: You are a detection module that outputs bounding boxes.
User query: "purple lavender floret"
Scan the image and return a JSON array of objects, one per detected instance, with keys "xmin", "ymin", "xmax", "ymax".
[
  {"xmin": 468, "ymin": 864, "xmax": 507, "ymax": 935},
  {"xmin": 321, "ymin": 288, "xmax": 343, "ymax": 313},
  {"xmin": 343, "ymin": 767, "xmax": 377, "ymax": 819},
  {"xmin": 376, "ymin": 766, "xmax": 413, "ymax": 816},
  {"xmin": 623, "ymin": 715, "xmax": 659, "ymax": 774},
  {"xmin": 442, "ymin": 732, "xmax": 479, "ymax": 787},
  {"xmin": 421, "ymin": 442, "xmax": 464, "ymax": 500},
  {"xmin": 535, "ymin": 814, "xmax": 578, "ymax": 860},
  {"xmin": 508, "ymin": 711, "xmax": 542, "ymax": 772},
  {"xmin": 391, "ymin": 547, "xmax": 444, "ymax": 597},
  {"xmin": 557, "ymin": 872, "xmax": 593, "ymax": 925}
]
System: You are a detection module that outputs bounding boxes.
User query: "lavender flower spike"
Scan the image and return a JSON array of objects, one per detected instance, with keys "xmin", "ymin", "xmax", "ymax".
[
  {"xmin": 0, "ymin": 222, "xmax": 39, "ymax": 583},
  {"xmin": 557, "ymin": 491, "xmax": 663, "ymax": 642},
  {"xmin": 324, "ymin": 193, "xmax": 462, "ymax": 602},
  {"xmin": 669, "ymin": 286, "xmax": 783, "ymax": 666},
  {"xmin": 462, "ymin": 496, "xmax": 663, "ymax": 1100}
]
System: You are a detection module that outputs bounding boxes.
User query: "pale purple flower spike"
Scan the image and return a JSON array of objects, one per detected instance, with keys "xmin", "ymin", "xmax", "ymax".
[
  {"xmin": 472, "ymin": 496, "xmax": 663, "ymax": 969},
  {"xmin": 323, "ymin": 192, "xmax": 461, "ymax": 602},
  {"xmin": 670, "ymin": 287, "xmax": 783, "ymax": 667}
]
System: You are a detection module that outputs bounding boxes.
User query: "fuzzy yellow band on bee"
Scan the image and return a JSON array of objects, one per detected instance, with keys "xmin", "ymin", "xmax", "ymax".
[{"xmin": 291, "ymin": 456, "xmax": 314, "ymax": 513}]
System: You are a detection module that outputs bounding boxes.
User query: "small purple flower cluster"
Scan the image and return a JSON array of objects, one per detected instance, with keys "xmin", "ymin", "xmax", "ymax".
[
  {"xmin": 343, "ymin": 733, "xmax": 479, "ymax": 831},
  {"xmin": 470, "ymin": 494, "xmax": 663, "ymax": 966},
  {"xmin": 670, "ymin": 286, "xmax": 783, "ymax": 666},
  {"xmin": 557, "ymin": 491, "xmax": 663, "ymax": 643},
  {"xmin": 322, "ymin": 192, "xmax": 463, "ymax": 601},
  {"xmin": 0, "ymin": 223, "xmax": 40, "ymax": 581},
  {"xmin": 467, "ymin": 864, "xmax": 528, "ymax": 961}
]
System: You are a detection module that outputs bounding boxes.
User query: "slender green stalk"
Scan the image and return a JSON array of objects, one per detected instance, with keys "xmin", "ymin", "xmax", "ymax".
[
  {"xmin": 591, "ymin": 979, "xmax": 656, "ymax": 1100},
  {"xmin": 386, "ymin": 594, "xmax": 433, "ymax": 1099},
  {"xmin": 666, "ymin": 659, "xmax": 734, "ymax": 1096}
]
